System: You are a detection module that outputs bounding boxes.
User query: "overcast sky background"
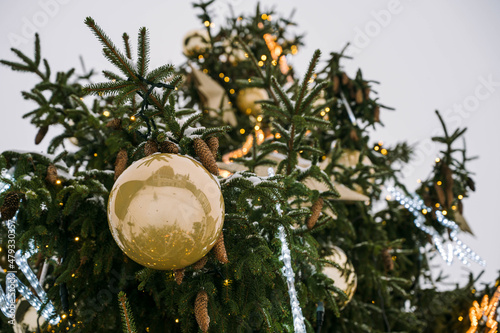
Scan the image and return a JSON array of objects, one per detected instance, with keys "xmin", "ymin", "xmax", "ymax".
[{"xmin": 0, "ymin": 0, "xmax": 499, "ymax": 288}]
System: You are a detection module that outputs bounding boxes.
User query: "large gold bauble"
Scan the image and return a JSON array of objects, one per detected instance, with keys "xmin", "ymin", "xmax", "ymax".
[
  {"xmin": 107, "ymin": 153, "xmax": 225, "ymax": 270},
  {"xmin": 323, "ymin": 245, "xmax": 357, "ymax": 309},
  {"xmin": 236, "ymin": 87, "xmax": 269, "ymax": 116}
]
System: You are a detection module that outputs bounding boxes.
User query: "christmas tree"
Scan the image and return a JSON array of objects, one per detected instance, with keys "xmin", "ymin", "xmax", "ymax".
[{"xmin": 0, "ymin": 1, "xmax": 498, "ymax": 332}]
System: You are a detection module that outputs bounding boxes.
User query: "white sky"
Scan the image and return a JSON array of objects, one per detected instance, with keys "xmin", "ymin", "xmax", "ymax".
[{"xmin": 0, "ymin": 0, "xmax": 499, "ymax": 288}]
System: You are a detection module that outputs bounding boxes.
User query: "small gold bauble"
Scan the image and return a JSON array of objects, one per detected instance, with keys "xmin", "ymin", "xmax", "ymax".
[
  {"xmin": 107, "ymin": 153, "xmax": 225, "ymax": 270},
  {"xmin": 236, "ymin": 87, "xmax": 269, "ymax": 116},
  {"xmin": 323, "ymin": 245, "xmax": 357, "ymax": 309}
]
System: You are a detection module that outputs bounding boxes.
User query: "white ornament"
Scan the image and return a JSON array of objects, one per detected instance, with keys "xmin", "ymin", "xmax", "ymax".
[
  {"xmin": 182, "ymin": 29, "xmax": 211, "ymax": 56},
  {"xmin": 323, "ymin": 246, "xmax": 357, "ymax": 309}
]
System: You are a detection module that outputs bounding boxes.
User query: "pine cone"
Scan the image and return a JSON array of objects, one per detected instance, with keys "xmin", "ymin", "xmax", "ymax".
[
  {"xmin": 213, "ymin": 232, "xmax": 228, "ymax": 264},
  {"xmin": 35, "ymin": 125, "xmax": 49, "ymax": 145},
  {"xmin": 45, "ymin": 164, "xmax": 58, "ymax": 185},
  {"xmin": 381, "ymin": 248, "xmax": 394, "ymax": 272},
  {"xmin": 434, "ymin": 183, "xmax": 446, "ymax": 207},
  {"xmin": 205, "ymin": 137, "xmax": 219, "ymax": 159},
  {"xmin": 106, "ymin": 118, "xmax": 122, "ymax": 130},
  {"xmin": 466, "ymin": 177, "xmax": 475, "ymax": 192},
  {"xmin": 114, "ymin": 149, "xmax": 128, "ymax": 181},
  {"xmin": 441, "ymin": 164, "xmax": 454, "ymax": 207},
  {"xmin": 192, "ymin": 256, "xmax": 208, "ymax": 270},
  {"xmin": 307, "ymin": 197, "xmax": 324, "ymax": 230},
  {"xmin": 349, "ymin": 128, "xmax": 359, "ymax": 142},
  {"xmin": 1, "ymin": 192, "xmax": 20, "ymax": 221},
  {"xmin": 159, "ymin": 141, "xmax": 179, "ymax": 154},
  {"xmin": 364, "ymin": 87, "xmax": 371, "ymax": 99},
  {"xmin": 374, "ymin": 106, "xmax": 380, "ymax": 122},
  {"xmin": 355, "ymin": 89, "xmax": 364, "ymax": 104},
  {"xmin": 341, "ymin": 72, "xmax": 349, "ymax": 85},
  {"xmin": 194, "ymin": 138, "xmax": 219, "ymax": 176},
  {"xmin": 333, "ymin": 75, "xmax": 340, "ymax": 94},
  {"xmin": 194, "ymin": 290, "xmax": 210, "ymax": 333},
  {"xmin": 458, "ymin": 200, "xmax": 463, "ymax": 214},
  {"xmin": 174, "ymin": 268, "xmax": 185, "ymax": 285},
  {"xmin": 144, "ymin": 140, "xmax": 158, "ymax": 156}
]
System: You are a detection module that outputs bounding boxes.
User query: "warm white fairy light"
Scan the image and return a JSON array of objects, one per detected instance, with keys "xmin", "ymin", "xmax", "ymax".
[
  {"xmin": 387, "ymin": 187, "xmax": 485, "ymax": 267},
  {"xmin": 268, "ymin": 168, "xmax": 306, "ymax": 333}
]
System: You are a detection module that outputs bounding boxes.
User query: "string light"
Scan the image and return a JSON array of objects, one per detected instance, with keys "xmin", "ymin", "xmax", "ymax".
[
  {"xmin": 387, "ymin": 187, "xmax": 485, "ymax": 266},
  {"xmin": 435, "ymin": 158, "xmax": 441, "ymax": 163},
  {"xmin": 55, "ymin": 179, "xmax": 62, "ymax": 185},
  {"xmin": 130, "ymin": 116, "xmax": 136, "ymax": 121},
  {"xmin": 340, "ymin": 91, "xmax": 357, "ymax": 126},
  {"xmin": 102, "ymin": 110, "xmax": 110, "ymax": 117},
  {"xmin": 222, "ymin": 129, "xmax": 268, "ymax": 163},
  {"xmin": 458, "ymin": 194, "xmax": 464, "ymax": 200},
  {"xmin": 263, "ymin": 33, "xmax": 288, "ymax": 74},
  {"xmin": 268, "ymin": 168, "xmax": 307, "ymax": 333},
  {"xmin": 204, "ymin": 21, "xmax": 210, "ymax": 27},
  {"xmin": 466, "ymin": 286, "xmax": 500, "ymax": 333}
]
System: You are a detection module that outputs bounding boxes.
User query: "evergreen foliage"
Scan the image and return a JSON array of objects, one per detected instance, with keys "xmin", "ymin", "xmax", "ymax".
[{"xmin": 0, "ymin": 2, "xmax": 497, "ymax": 333}]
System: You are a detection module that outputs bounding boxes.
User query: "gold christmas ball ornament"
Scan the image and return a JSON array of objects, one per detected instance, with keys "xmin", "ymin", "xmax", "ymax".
[
  {"xmin": 323, "ymin": 246, "xmax": 357, "ymax": 309},
  {"xmin": 236, "ymin": 88, "xmax": 269, "ymax": 116},
  {"xmin": 182, "ymin": 29, "xmax": 211, "ymax": 56},
  {"xmin": 107, "ymin": 153, "xmax": 225, "ymax": 270}
]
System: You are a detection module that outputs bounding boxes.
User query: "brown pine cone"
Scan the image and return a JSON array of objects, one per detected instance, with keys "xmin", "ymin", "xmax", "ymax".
[
  {"xmin": 205, "ymin": 137, "xmax": 219, "ymax": 159},
  {"xmin": 467, "ymin": 177, "xmax": 475, "ymax": 192},
  {"xmin": 374, "ymin": 106, "xmax": 380, "ymax": 122},
  {"xmin": 213, "ymin": 232, "xmax": 228, "ymax": 264},
  {"xmin": 35, "ymin": 126, "xmax": 49, "ymax": 145},
  {"xmin": 194, "ymin": 138, "xmax": 219, "ymax": 176},
  {"xmin": 307, "ymin": 197, "xmax": 324, "ymax": 230},
  {"xmin": 114, "ymin": 149, "xmax": 128, "ymax": 181},
  {"xmin": 434, "ymin": 183, "xmax": 446, "ymax": 207},
  {"xmin": 355, "ymin": 89, "xmax": 364, "ymax": 104},
  {"xmin": 174, "ymin": 268, "xmax": 185, "ymax": 285},
  {"xmin": 341, "ymin": 72, "xmax": 350, "ymax": 85},
  {"xmin": 194, "ymin": 290, "xmax": 210, "ymax": 333},
  {"xmin": 333, "ymin": 75, "xmax": 340, "ymax": 94},
  {"xmin": 106, "ymin": 118, "xmax": 122, "ymax": 130},
  {"xmin": 458, "ymin": 200, "xmax": 463, "ymax": 214},
  {"xmin": 1, "ymin": 192, "xmax": 20, "ymax": 221},
  {"xmin": 364, "ymin": 87, "xmax": 371, "ymax": 99},
  {"xmin": 381, "ymin": 248, "xmax": 394, "ymax": 272},
  {"xmin": 144, "ymin": 140, "xmax": 158, "ymax": 156},
  {"xmin": 159, "ymin": 141, "xmax": 179, "ymax": 154},
  {"xmin": 349, "ymin": 128, "xmax": 359, "ymax": 142},
  {"xmin": 192, "ymin": 256, "xmax": 208, "ymax": 270},
  {"xmin": 45, "ymin": 164, "xmax": 58, "ymax": 185},
  {"xmin": 441, "ymin": 164, "xmax": 454, "ymax": 207}
]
